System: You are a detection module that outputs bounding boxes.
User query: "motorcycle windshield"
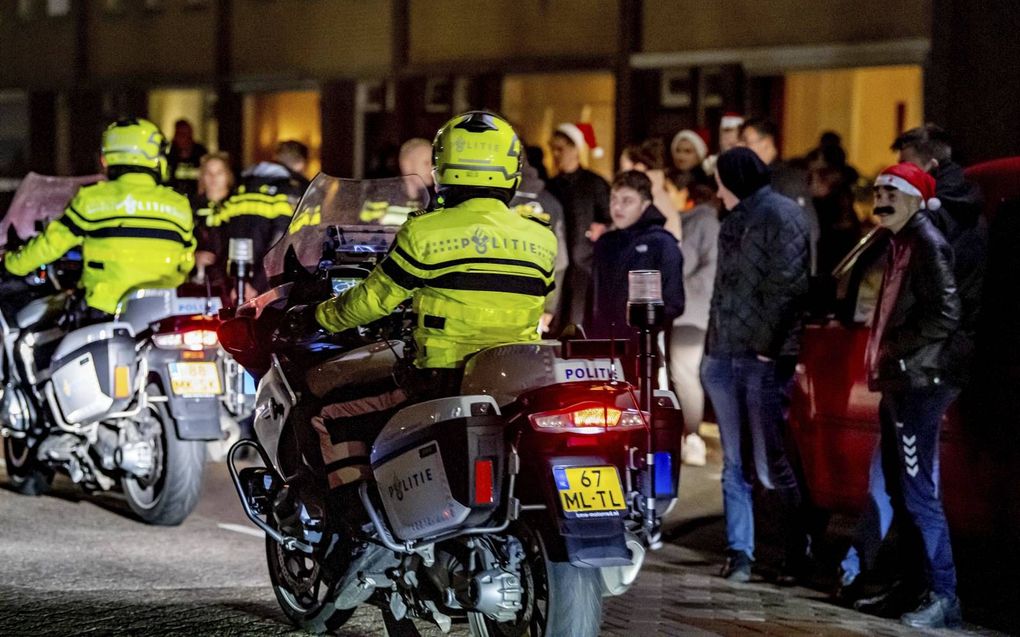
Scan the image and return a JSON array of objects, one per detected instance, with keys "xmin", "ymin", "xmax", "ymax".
[
  {"xmin": 263, "ymin": 174, "xmax": 429, "ymax": 282},
  {"xmin": 1, "ymin": 172, "xmax": 105, "ymax": 247}
]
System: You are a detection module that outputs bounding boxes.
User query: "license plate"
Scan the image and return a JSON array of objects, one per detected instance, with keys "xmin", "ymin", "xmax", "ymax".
[
  {"xmin": 168, "ymin": 362, "xmax": 222, "ymax": 396},
  {"xmin": 553, "ymin": 465, "xmax": 626, "ymax": 519}
]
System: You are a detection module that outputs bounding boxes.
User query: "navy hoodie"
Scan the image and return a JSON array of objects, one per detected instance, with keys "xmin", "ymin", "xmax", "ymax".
[{"xmin": 586, "ymin": 204, "xmax": 685, "ymax": 339}]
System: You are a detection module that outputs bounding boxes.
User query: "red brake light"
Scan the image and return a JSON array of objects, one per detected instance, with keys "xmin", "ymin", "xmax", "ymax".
[
  {"xmin": 474, "ymin": 459, "xmax": 494, "ymax": 505},
  {"xmin": 528, "ymin": 402, "xmax": 648, "ymax": 434}
]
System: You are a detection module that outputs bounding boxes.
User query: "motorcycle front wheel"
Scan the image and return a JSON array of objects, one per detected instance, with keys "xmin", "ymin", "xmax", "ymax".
[
  {"xmin": 3, "ymin": 435, "xmax": 52, "ymax": 496},
  {"xmin": 468, "ymin": 519, "xmax": 603, "ymax": 637},
  {"xmin": 265, "ymin": 518, "xmax": 356, "ymax": 634},
  {"xmin": 121, "ymin": 384, "xmax": 205, "ymax": 525}
]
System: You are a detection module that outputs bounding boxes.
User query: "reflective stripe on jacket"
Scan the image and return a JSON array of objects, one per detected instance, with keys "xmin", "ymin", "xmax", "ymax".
[
  {"xmin": 207, "ymin": 164, "xmax": 305, "ymax": 292},
  {"xmin": 4, "ymin": 173, "xmax": 195, "ymax": 313},
  {"xmin": 316, "ymin": 197, "xmax": 558, "ymax": 369}
]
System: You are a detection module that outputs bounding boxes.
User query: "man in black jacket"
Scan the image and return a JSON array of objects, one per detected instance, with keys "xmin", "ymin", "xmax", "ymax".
[
  {"xmin": 547, "ymin": 124, "xmax": 611, "ymax": 332},
  {"xmin": 844, "ymin": 163, "xmax": 963, "ymax": 629},
  {"xmin": 701, "ymin": 148, "xmax": 810, "ymax": 584},
  {"xmin": 893, "ymin": 125, "xmax": 985, "ymax": 386},
  {"xmin": 587, "ymin": 170, "xmax": 684, "ymax": 381}
]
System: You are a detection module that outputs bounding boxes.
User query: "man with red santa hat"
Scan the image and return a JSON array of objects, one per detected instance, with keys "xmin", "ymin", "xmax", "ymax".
[{"xmin": 838, "ymin": 162, "xmax": 963, "ymax": 629}]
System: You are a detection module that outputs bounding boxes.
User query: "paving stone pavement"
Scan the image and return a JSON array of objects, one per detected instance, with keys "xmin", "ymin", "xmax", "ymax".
[
  {"xmin": 600, "ymin": 542, "xmax": 997, "ymax": 637},
  {"xmin": 0, "ymin": 461, "xmax": 1011, "ymax": 635}
]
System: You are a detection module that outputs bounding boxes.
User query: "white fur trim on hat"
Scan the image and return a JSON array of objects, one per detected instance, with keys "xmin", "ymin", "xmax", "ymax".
[
  {"xmin": 720, "ymin": 114, "xmax": 744, "ymax": 130},
  {"xmin": 875, "ymin": 173, "xmax": 943, "ymax": 210},
  {"xmin": 556, "ymin": 123, "xmax": 585, "ymax": 151},
  {"xmin": 671, "ymin": 130, "xmax": 708, "ymax": 162},
  {"xmin": 556, "ymin": 123, "xmax": 604, "ymax": 158},
  {"xmin": 874, "ymin": 173, "xmax": 922, "ymax": 199}
]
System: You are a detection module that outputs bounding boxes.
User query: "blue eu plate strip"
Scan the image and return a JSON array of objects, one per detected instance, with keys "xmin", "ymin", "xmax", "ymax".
[{"xmin": 553, "ymin": 466, "xmax": 570, "ymax": 491}]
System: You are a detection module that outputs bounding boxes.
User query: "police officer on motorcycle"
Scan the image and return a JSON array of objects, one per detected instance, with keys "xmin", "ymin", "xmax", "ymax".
[
  {"xmin": 292, "ymin": 111, "xmax": 558, "ymax": 497},
  {"xmin": 3, "ymin": 118, "xmax": 195, "ymax": 319}
]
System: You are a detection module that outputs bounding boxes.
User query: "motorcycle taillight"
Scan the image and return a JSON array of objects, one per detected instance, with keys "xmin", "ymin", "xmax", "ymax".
[
  {"xmin": 528, "ymin": 402, "xmax": 648, "ymax": 434},
  {"xmin": 152, "ymin": 315, "xmax": 220, "ymax": 350}
]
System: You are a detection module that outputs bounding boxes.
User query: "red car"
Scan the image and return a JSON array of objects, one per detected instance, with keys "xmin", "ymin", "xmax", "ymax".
[{"xmin": 788, "ymin": 158, "xmax": 1020, "ymax": 537}]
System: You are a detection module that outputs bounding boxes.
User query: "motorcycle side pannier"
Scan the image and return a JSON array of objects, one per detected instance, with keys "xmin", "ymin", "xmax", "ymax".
[
  {"xmin": 49, "ymin": 322, "xmax": 137, "ymax": 424},
  {"xmin": 371, "ymin": 395, "xmax": 506, "ymax": 542}
]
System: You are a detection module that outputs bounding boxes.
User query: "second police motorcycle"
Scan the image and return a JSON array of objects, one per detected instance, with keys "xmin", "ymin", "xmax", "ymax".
[
  {"xmin": 0, "ymin": 173, "xmax": 245, "ymax": 525},
  {"xmin": 219, "ymin": 175, "xmax": 685, "ymax": 635}
]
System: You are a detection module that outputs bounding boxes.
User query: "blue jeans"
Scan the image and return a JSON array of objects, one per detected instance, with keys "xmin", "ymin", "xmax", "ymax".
[
  {"xmin": 701, "ymin": 355, "xmax": 802, "ymax": 559},
  {"xmin": 840, "ymin": 385, "xmax": 959, "ymax": 597}
]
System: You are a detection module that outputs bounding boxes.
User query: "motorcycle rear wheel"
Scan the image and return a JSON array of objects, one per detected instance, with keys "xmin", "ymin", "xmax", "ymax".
[
  {"xmin": 122, "ymin": 384, "xmax": 205, "ymax": 525},
  {"xmin": 468, "ymin": 520, "xmax": 603, "ymax": 637},
  {"xmin": 3, "ymin": 436, "xmax": 52, "ymax": 496}
]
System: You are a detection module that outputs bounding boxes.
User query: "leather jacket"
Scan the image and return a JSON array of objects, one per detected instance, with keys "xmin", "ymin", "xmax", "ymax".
[{"xmin": 866, "ymin": 212, "xmax": 962, "ymax": 391}]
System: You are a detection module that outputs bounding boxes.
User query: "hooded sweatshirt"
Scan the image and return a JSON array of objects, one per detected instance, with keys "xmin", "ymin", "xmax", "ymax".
[{"xmin": 587, "ymin": 204, "xmax": 685, "ymax": 339}]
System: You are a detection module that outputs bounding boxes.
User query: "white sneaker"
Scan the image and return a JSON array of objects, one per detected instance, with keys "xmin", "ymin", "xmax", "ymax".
[{"xmin": 681, "ymin": 433, "xmax": 707, "ymax": 467}]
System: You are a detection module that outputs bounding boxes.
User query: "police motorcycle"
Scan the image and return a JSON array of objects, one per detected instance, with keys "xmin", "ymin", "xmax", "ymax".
[
  {"xmin": 0, "ymin": 178, "xmax": 226, "ymax": 526},
  {"xmin": 218, "ymin": 175, "xmax": 685, "ymax": 635}
]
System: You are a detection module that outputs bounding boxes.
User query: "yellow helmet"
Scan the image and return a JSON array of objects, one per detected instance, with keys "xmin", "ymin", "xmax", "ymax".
[
  {"xmin": 101, "ymin": 118, "xmax": 169, "ymax": 178},
  {"xmin": 432, "ymin": 111, "xmax": 522, "ymax": 191}
]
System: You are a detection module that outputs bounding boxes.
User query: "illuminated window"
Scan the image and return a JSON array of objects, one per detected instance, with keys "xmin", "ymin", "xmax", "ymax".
[
  {"xmin": 242, "ymin": 91, "xmax": 322, "ymax": 177},
  {"xmin": 46, "ymin": 0, "xmax": 70, "ymax": 16}
]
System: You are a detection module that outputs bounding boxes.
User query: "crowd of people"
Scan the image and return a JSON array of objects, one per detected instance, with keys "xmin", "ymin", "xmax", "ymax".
[
  {"xmin": 535, "ymin": 118, "xmax": 981, "ymax": 631},
  {"xmin": 158, "ymin": 113, "xmax": 982, "ymax": 629}
]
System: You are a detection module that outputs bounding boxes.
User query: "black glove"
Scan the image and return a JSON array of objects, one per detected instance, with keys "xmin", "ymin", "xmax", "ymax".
[{"xmin": 281, "ymin": 303, "xmax": 324, "ymax": 340}]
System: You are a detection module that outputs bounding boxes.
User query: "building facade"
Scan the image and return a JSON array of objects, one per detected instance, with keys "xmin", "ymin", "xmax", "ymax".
[{"xmin": 0, "ymin": 0, "xmax": 1015, "ymax": 191}]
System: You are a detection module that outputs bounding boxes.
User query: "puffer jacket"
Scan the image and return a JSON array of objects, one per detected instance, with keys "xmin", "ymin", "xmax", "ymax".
[
  {"xmin": 866, "ymin": 212, "xmax": 961, "ymax": 391},
  {"xmin": 706, "ymin": 185, "xmax": 810, "ymax": 359},
  {"xmin": 587, "ymin": 204, "xmax": 685, "ymax": 339}
]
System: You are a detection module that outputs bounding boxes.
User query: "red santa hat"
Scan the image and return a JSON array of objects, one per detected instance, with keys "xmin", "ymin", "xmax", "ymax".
[
  {"xmin": 874, "ymin": 162, "xmax": 941, "ymax": 211},
  {"xmin": 556, "ymin": 122, "xmax": 604, "ymax": 159},
  {"xmin": 671, "ymin": 128, "xmax": 709, "ymax": 162},
  {"xmin": 720, "ymin": 112, "xmax": 745, "ymax": 130}
]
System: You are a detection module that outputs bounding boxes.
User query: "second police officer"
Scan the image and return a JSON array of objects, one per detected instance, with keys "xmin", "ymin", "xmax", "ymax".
[{"xmin": 4, "ymin": 118, "xmax": 195, "ymax": 320}]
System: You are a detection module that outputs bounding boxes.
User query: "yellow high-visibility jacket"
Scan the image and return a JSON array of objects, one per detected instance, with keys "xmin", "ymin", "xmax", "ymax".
[
  {"xmin": 5, "ymin": 173, "xmax": 195, "ymax": 313},
  {"xmin": 316, "ymin": 197, "xmax": 558, "ymax": 369}
]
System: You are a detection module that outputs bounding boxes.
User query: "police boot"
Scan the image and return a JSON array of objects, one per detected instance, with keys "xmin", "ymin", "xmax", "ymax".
[{"xmin": 273, "ymin": 466, "xmax": 327, "ymax": 547}]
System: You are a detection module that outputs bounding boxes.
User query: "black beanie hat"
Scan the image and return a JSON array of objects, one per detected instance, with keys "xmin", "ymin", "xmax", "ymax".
[{"xmin": 716, "ymin": 147, "xmax": 770, "ymax": 200}]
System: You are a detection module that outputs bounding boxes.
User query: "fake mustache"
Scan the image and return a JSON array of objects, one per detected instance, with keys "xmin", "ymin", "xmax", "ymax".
[{"xmin": 874, "ymin": 206, "xmax": 896, "ymax": 216}]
